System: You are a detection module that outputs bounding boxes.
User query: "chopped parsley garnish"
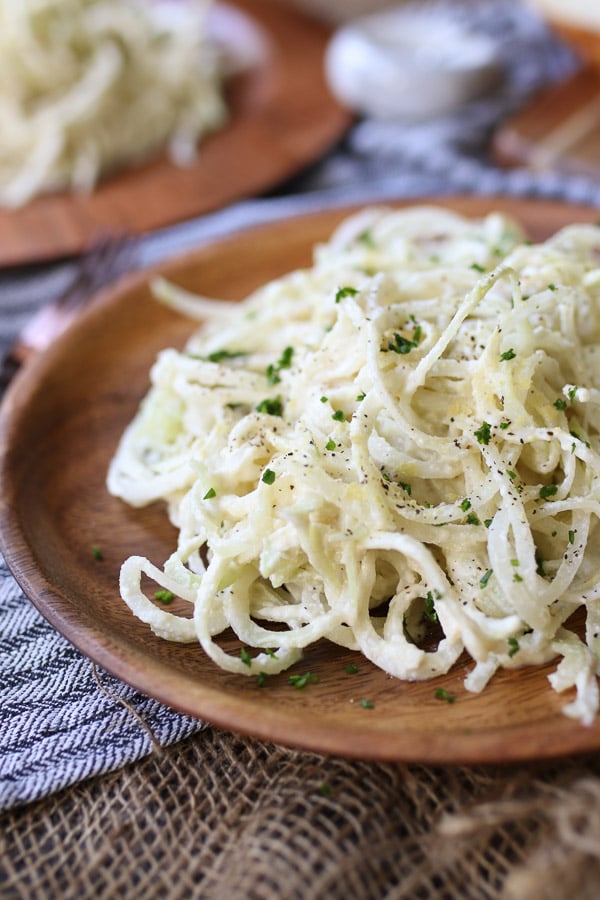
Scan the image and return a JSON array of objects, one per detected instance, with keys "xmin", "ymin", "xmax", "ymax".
[
  {"xmin": 325, "ymin": 438, "xmax": 336, "ymax": 451},
  {"xmin": 568, "ymin": 529, "xmax": 576, "ymax": 544},
  {"xmin": 548, "ymin": 283, "xmax": 557, "ymax": 291},
  {"xmin": 360, "ymin": 699, "xmax": 375, "ymax": 709},
  {"xmin": 434, "ymin": 688, "xmax": 455, "ymax": 703},
  {"xmin": 499, "ymin": 420, "xmax": 511, "ymax": 430},
  {"xmin": 500, "ymin": 348, "xmax": 516, "ymax": 361},
  {"xmin": 267, "ymin": 346, "xmax": 294, "ymax": 384},
  {"xmin": 387, "ymin": 330, "xmax": 419, "ymax": 355},
  {"xmin": 399, "ymin": 481, "xmax": 412, "ymax": 495},
  {"xmin": 92, "ymin": 545, "xmax": 103, "ymax": 561},
  {"xmin": 568, "ymin": 385, "xmax": 578, "ymax": 404},
  {"xmin": 474, "ymin": 421, "xmax": 491, "ymax": 445},
  {"xmin": 470, "ymin": 262, "xmax": 485, "ymax": 273},
  {"xmin": 155, "ymin": 589, "xmax": 174, "ymax": 605},
  {"xmin": 240, "ymin": 647, "xmax": 252, "ymax": 667},
  {"xmin": 423, "ymin": 591, "xmax": 438, "ymax": 623},
  {"xmin": 332, "ymin": 409, "xmax": 346, "ymax": 422},
  {"xmin": 466, "ymin": 513, "xmax": 480, "ymax": 525},
  {"xmin": 356, "ymin": 392, "xmax": 366, "ymax": 401},
  {"xmin": 206, "ymin": 349, "xmax": 247, "ymax": 363},
  {"xmin": 357, "ymin": 229, "xmax": 375, "ymax": 247},
  {"xmin": 289, "ymin": 672, "xmax": 318, "ymax": 689},
  {"xmin": 480, "ymin": 569, "xmax": 493, "ymax": 588},
  {"xmin": 460, "ymin": 498, "xmax": 471, "ymax": 511},
  {"xmin": 345, "ymin": 664, "xmax": 359, "ymax": 674},
  {"xmin": 256, "ymin": 672, "xmax": 268, "ymax": 687},
  {"xmin": 484, "ymin": 518, "xmax": 492, "ymax": 528},
  {"xmin": 507, "ymin": 637, "xmax": 520, "ymax": 658},
  {"xmin": 335, "ymin": 286, "xmax": 359, "ymax": 303},
  {"xmin": 554, "ymin": 398, "xmax": 567, "ymax": 410},
  {"xmin": 513, "ymin": 573, "xmax": 523, "ymax": 582},
  {"xmin": 256, "ymin": 395, "xmax": 283, "ymax": 417},
  {"xmin": 539, "ymin": 484, "xmax": 558, "ymax": 500},
  {"xmin": 203, "ymin": 487, "xmax": 216, "ymax": 499},
  {"xmin": 320, "ymin": 395, "xmax": 328, "ymax": 403},
  {"xmin": 507, "ymin": 470, "xmax": 517, "ymax": 481},
  {"xmin": 262, "ymin": 469, "xmax": 276, "ymax": 485}
]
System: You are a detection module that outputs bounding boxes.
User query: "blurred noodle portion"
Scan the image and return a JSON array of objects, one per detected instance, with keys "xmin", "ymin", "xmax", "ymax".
[{"xmin": 0, "ymin": 0, "xmax": 227, "ymax": 208}]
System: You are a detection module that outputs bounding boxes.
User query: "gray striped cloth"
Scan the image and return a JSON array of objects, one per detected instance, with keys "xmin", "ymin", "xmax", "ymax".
[{"xmin": 1, "ymin": 0, "xmax": 599, "ymax": 811}]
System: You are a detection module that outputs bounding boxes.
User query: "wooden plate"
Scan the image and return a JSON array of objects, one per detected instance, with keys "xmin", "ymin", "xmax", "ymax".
[
  {"xmin": 0, "ymin": 0, "xmax": 350, "ymax": 268},
  {"xmin": 2, "ymin": 195, "xmax": 600, "ymax": 765}
]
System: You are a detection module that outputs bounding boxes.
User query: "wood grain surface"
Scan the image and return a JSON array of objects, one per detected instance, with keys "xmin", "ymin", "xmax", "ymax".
[
  {"xmin": 0, "ymin": 0, "xmax": 350, "ymax": 268},
  {"xmin": 2, "ymin": 195, "xmax": 600, "ymax": 764},
  {"xmin": 493, "ymin": 67, "xmax": 600, "ymax": 177}
]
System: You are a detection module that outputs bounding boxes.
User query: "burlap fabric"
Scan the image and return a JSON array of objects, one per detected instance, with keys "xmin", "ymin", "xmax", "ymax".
[{"xmin": 3, "ymin": 724, "xmax": 600, "ymax": 899}]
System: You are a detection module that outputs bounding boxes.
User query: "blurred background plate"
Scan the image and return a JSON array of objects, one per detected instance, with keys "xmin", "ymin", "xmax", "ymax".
[{"xmin": 0, "ymin": 0, "xmax": 350, "ymax": 268}]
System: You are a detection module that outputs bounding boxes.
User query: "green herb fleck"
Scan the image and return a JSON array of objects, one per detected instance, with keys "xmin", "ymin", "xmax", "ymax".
[
  {"xmin": 460, "ymin": 498, "xmax": 471, "ymax": 511},
  {"xmin": 325, "ymin": 438, "xmax": 336, "ymax": 451},
  {"xmin": 267, "ymin": 347, "xmax": 293, "ymax": 384},
  {"xmin": 206, "ymin": 348, "xmax": 247, "ymax": 363},
  {"xmin": 435, "ymin": 688, "xmax": 456, "ymax": 703},
  {"xmin": 499, "ymin": 420, "xmax": 511, "ymax": 430},
  {"xmin": 360, "ymin": 699, "xmax": 375, "ymax": 709},
  {"xmin": 240, "ymin": 647, "xmax": 252, "ymax": 667},
  {"xmin": 569, "ymin": 529, "xmax": 576, "ymax": 544},
  {"xmin": 466, "ymin": 513, "xmax": 480, "ymax": 525},
  {"xmin": 513, "ymin": 573, "xmax": 523, "ymax": 582},
  {"xmin": 507, "ymin": 470, "xmax": 517, "ymax": 481},
  {"xmin": 474, "ymin": 421, "xmax": 492, "ymax": 445},
  {"xmin": 318, "ymin": 783, "xmax": 331, "ymax": 797},
  {"xmin": 470, "ymin": 263, "xmax": 485, "ymax": 273},
  {"xmin": 539, "ymin": 484, "xmax": 558, "ymax": 500},
  {"xmin": 320, "ymin": 395, "xmax": 328, "ymax": 403},
  {"xmin": 423, "ymin": 591, "xmax": 438, "ymax": 623},
  {"xmin": 357, "ymin": 229, "xmax": 375, "ymax": 247},
  {"xmin": 484, "ymin": 518, "xmax": 492, "ymax": 528},
  {"xmin": 92, "ymin": 545, "xmax": 103, "ymax": 561},
  {"xmin": 155, "ymin": 589, "xmax": 174, "ymax": 605},
  {"xmin": 548, "ymin": 283, "xmax": 557, "ymax": 291},
  {"xmin": 256, "ymin": 395, "xmax": 283, "ymax": 417},
  {"xmin": 399, "ymin": 481, "xmax": 412, "ymax": 495},
  {"xmin": 256, "ymin": 672, "xmax": 268, "ymax": 687},
  {"xmin": 480, "ymin": 569, "xmax": 493, "ymax": 588},
  {"xmin": 289, "ymin": 672, "xmax": 318, "ymax": 689},
  {"xmin": 507, "ymin": 637, "xmax": 520, "ymax": 657},
  {"xmin": 345, "ymin": 664, "xmax": 359, "ymax": 674},
  {"xmin": 500, "ymin": 348, "xmax": 516, "ymax": 361},
  {"xmin": 332, "ymin": 409, "xmax": 346, "ymax": 422},
  {"xmin": 203, "ymin": 487, "xmax": 216, "ymax": 499},
  {"xmin": 568, "ymin": 385, "xmax": 578, "ymax": 404},
  {"xmin": 335, "ymin": 285, "xmax": 359, "ymax": 303},
  {"xmin": 262, "ymin": 469, "xmax": 276, "ymax": 485},
  {"xmin": 387, "ymin": 332, "xmax": 419, "ymax": 355},
  {"xmin": 554, "ymin": 397, "xmax": 567, "ymax": 410},
  {"xmin": 356, "ymin": 392, "xmax": 366, "ymax": 401}
]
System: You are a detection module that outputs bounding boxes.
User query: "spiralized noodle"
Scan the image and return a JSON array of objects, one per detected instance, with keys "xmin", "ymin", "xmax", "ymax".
[
  {"xmin": 0, "ymin": 0, "xmax": 226, "ymax": 207},
  {"xmin": 108, "ymin": 205, "xmax": 600, "ymax": 724}
]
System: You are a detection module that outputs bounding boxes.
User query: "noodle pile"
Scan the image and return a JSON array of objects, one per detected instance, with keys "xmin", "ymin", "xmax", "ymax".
[
  {"xmin": 0, "ymin": 0, "xmax": 226, "ymax": 207},
  {"xmin": 108, "ymin": 206, "xmax": 600, "ymax": 723}
]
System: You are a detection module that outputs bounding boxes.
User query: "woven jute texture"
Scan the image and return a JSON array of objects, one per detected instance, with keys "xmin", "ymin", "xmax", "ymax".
[{"xmin": 3, "ymin": 728, "xmax": 600, "ymax": 899}]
